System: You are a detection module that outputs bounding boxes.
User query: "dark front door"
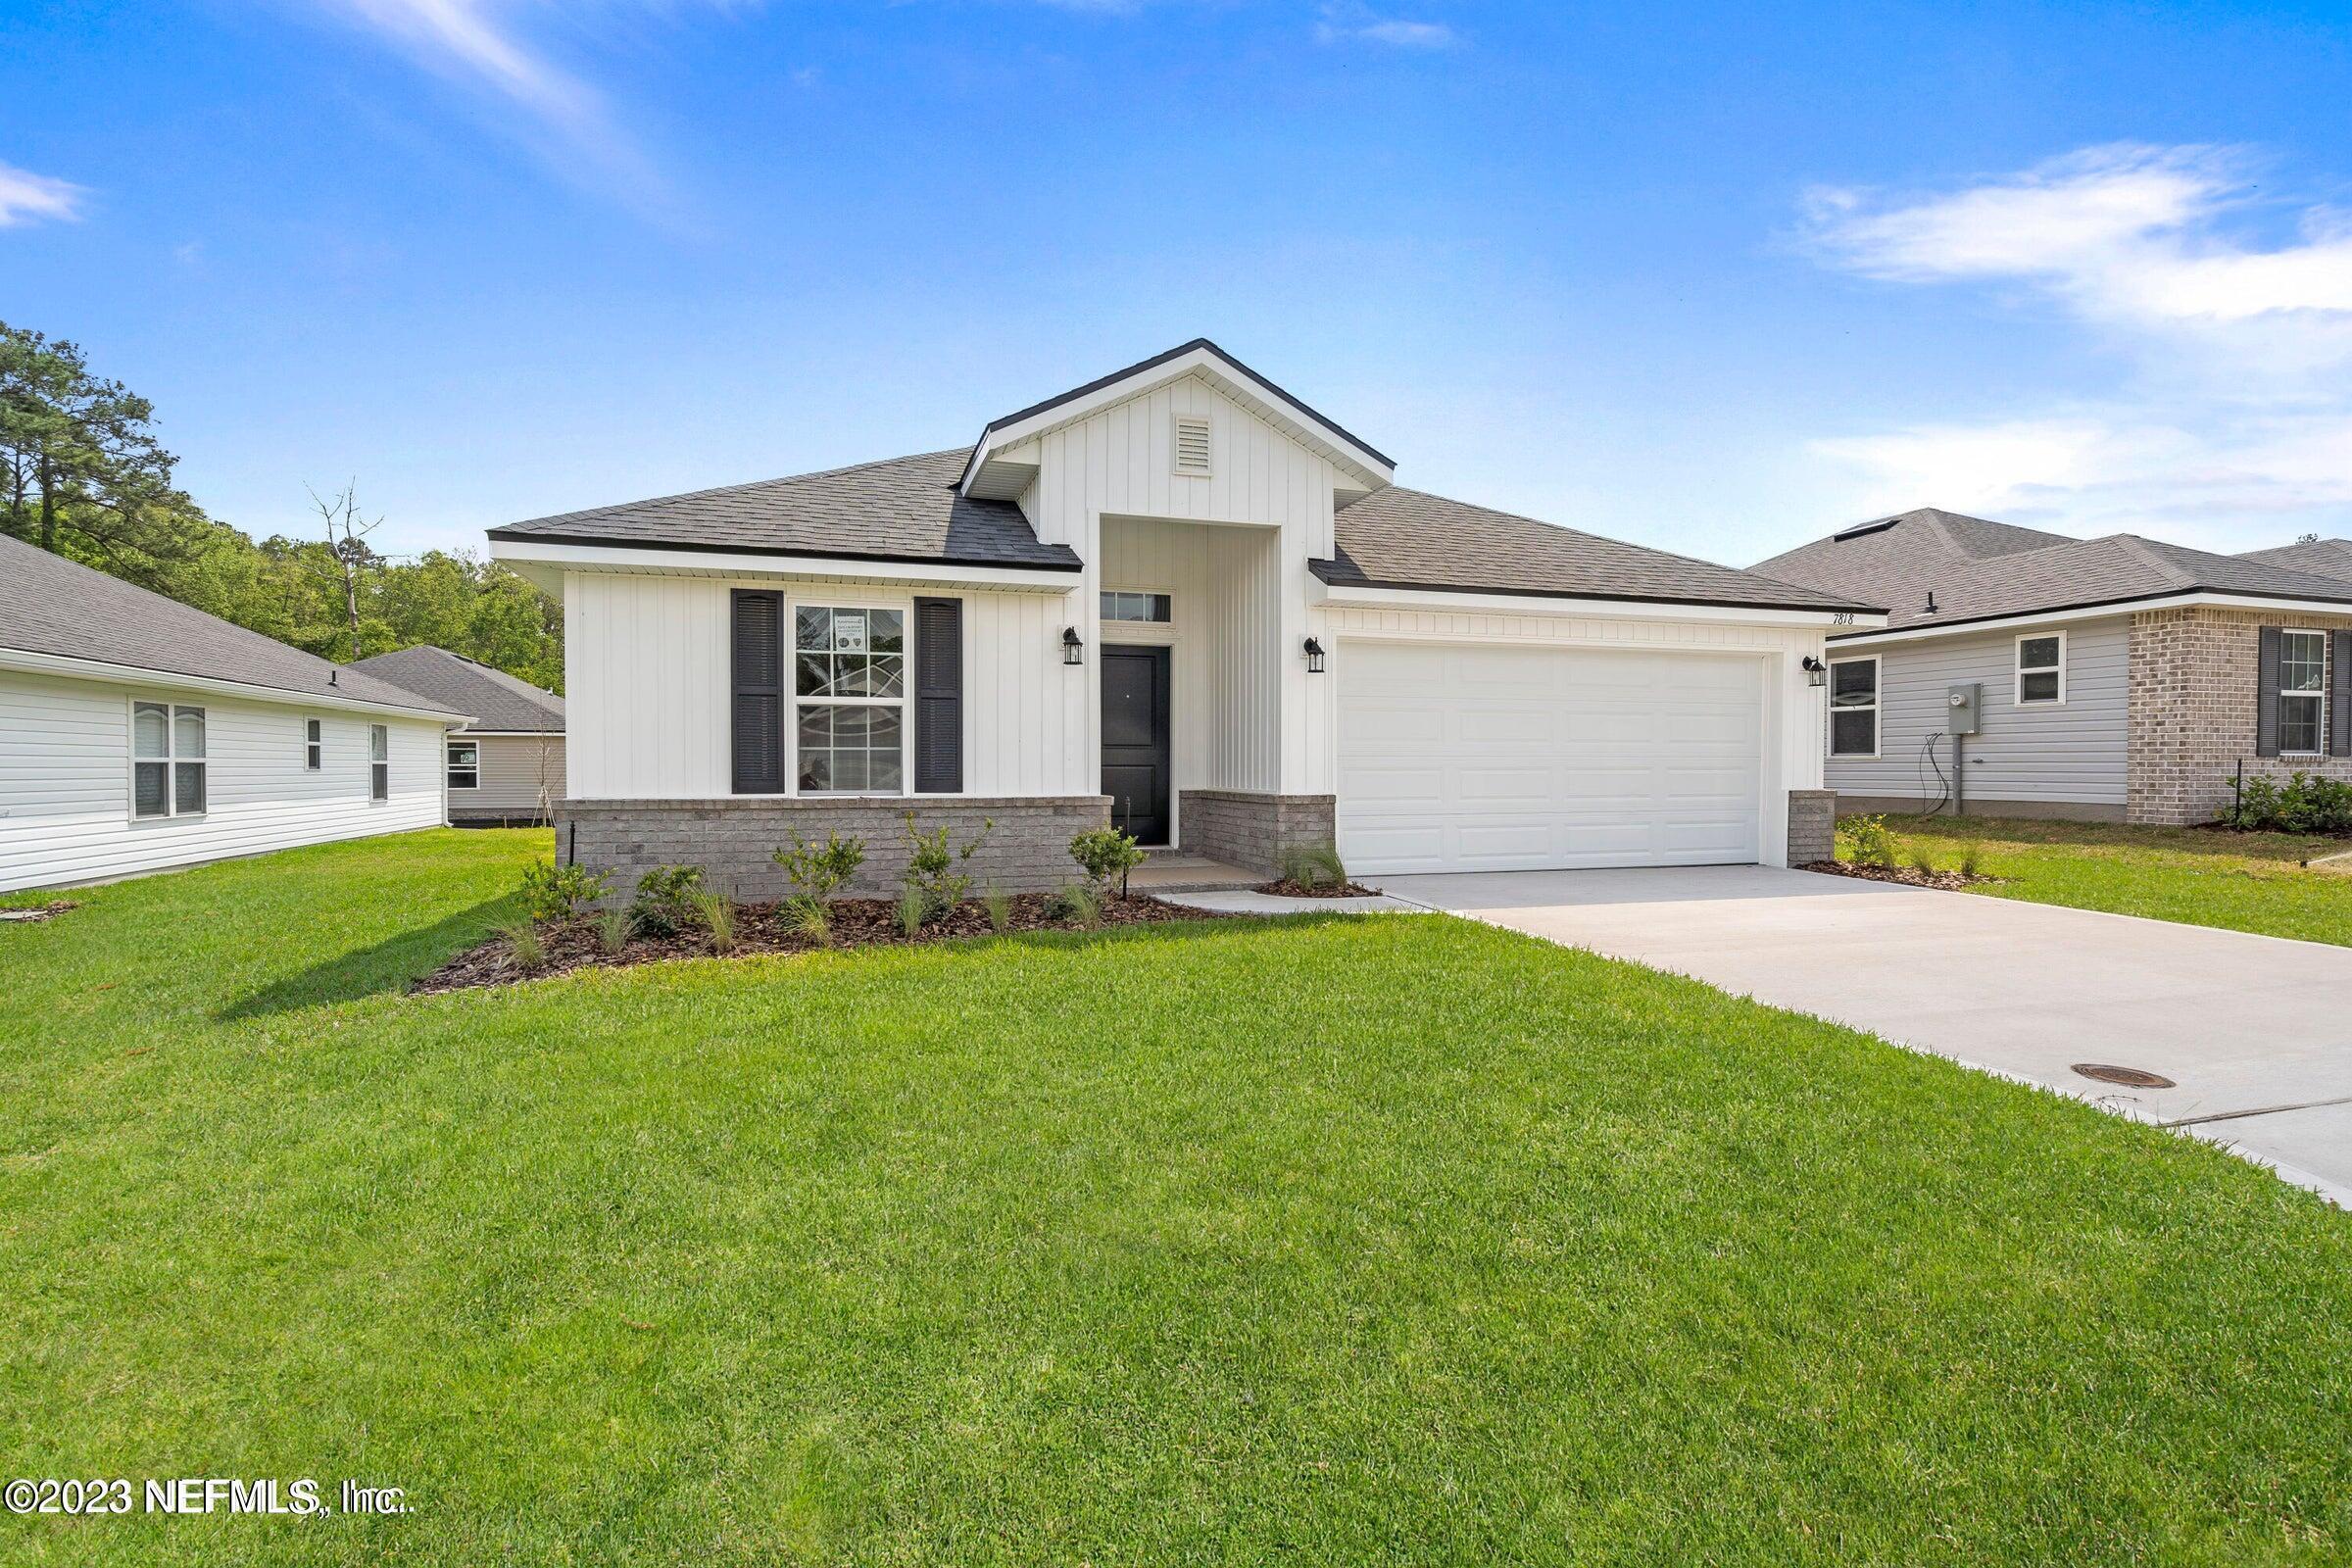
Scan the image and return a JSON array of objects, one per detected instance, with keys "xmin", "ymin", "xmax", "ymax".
[{"xmin": 1101, "ymin": 644, "xmax": 1171, "ymax": 846}]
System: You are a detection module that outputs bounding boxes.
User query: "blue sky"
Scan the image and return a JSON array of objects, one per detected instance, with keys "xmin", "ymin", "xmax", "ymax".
[{"xmin": 3, "ymin": 1, "xmax": 2349, "ymax": 568}]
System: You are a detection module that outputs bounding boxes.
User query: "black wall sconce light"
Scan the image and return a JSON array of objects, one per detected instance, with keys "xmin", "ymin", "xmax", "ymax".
[
  {"xmin": 1801, "ymin": 655, "xmax": 1828, "ymax": 687},
  {"xmin": 1061, "ymin": 626, "xmax": 1085, "ymax": 665},
  {"xmin": 1302, "ymin": 636, "xmax": 1327, "ymax": 673}
]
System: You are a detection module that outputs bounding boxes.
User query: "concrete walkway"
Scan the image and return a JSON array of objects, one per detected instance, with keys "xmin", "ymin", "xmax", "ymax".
[{"xmin": 1378, "ymin": 865, "xmax": 2352, "ymax": 1204}]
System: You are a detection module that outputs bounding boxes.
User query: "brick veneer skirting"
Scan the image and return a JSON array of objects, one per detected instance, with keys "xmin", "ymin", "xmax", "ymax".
[
  {"xmin": 557, "ymin": 796, "xmax": 1112, "ymax": 901},
  {"xmin": 1786, "ymin": 790, "xmax": 1837, "ymax": 865},
  {"xmin": 1179, "ymin": 789, "xmax": 1338, "ymax": 875},
  {"xmin": 2127, "ymin": 607, "xmax": 2352, "ymax": 825}
]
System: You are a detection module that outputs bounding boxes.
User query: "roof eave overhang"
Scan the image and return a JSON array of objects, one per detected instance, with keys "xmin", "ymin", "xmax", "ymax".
[
  {"xmin": 1313, "ymin": 578, "xmax": 1889, "ymax": 629},
  {"xmin": 1829, "ymin": 588, "xmax": 2352, "ymax": 646},
  {"xmin": 0, "ymin": 646, "xmax": 474, "ymax": 724},
  {"xmin": 489, "ymin": 534, "xmax": 1083, "ymax": 593},
  {"xmin": 957, "ymin": 341, "xmax": 1397, "ymax": 499}
]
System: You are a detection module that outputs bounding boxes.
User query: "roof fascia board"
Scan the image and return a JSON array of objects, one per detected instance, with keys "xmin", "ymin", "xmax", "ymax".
[
  {"xmin": 1830, "ymin": 590, "xmax": 2352, "ymax": 646},
  {"xmin": 1314, "ymin": 580, "xmax": 1888, "ymax": 628},
  {"xmin": 489, "ymin": 536, "xmax": 1083, "ymax": 592},
  {"xmin": 0, "ymin": 646, "xmax": 472, "ymax": 723},
  {"xmin": 454, "ymin": 728, "xmax": 564, "ymax": 737},
  {"xmin": 959, "ymin": 342, "xmax": 1397, "ymax": 496}
]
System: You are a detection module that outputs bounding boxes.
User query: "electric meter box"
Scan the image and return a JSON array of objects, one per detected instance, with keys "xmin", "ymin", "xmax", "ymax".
[{"xmin": 1946, "ymin": 682, "xmax": 1982, "ymax": 735}]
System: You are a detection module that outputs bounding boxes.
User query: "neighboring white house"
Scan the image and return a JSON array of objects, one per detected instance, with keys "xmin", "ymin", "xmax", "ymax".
[
  {"xmin": 351, "ymin": 645, "xmax": 565, "ymax": 825},
  {"xmin": 0, "ymin": 533, "xmax": 467, "ymax": 894},
  {"xmin": 1755, "ymin": 511, "xmax": 2352, "ymax": 824},
  {"xmin": 490, "ymin": 340, "xmax": 1883, "ymax": 895}
]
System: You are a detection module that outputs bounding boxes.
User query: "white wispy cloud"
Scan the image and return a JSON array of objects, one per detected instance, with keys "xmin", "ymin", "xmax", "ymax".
[
  {"xmin": 1799, "ymin": 144, "xmax": 2352, "ymax": 544},
  {"xmin": 0, "ymin": 160, "xmax": 86, "ymax": 227},
  {"xmin": 1315, "ymin": 4, "xmax": 1456, "ymax": 48}
]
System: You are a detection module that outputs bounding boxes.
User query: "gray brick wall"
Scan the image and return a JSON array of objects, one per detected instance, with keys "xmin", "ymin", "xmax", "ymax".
[
  {"xmin": 1179, "ymin": 790, "xmax": 1339, "ymax": 875},
  {"xmin": 1787, "ymin": 789, "xmax": 1837, "ymax": 865},
  {"xmin": 556, "ymin": 796, "xmax": 1111, "ymax": 901}
]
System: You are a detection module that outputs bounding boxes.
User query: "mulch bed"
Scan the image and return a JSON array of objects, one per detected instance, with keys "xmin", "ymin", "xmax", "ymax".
[
  {"xmin": 413, "ymin": 893, "xmax": 1234, "ymax": 995},
  {"xmin": 1254, "ymin": 879, "xmax": 1381, "ymax": 898},
  {"xmin": 1803, "ymin": 860, "xmax": 2000, "ymax": 892}
]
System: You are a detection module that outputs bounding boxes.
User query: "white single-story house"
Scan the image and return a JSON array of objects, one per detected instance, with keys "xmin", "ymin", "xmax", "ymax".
[
  {"xmin": 0, "ymin": 533, "xmax": 467, "ymax": 894},
  {"xmin": 1754, "ymin": 511, "xmax": 2352, "ymax": 823},
  {"xmin": 351, "ymin": 645, "xmax": 565, "ymax": 825},
  {"xmin": 490, "ymin": 340, "xmax": 1885, "ymax": 896}
]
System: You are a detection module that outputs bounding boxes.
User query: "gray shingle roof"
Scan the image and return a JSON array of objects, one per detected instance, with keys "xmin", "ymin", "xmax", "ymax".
[
  {"xmin": 1314, "ymin": 487, "xmax": 1877, "ymax": 612},
  {"xmin": 2237, "ymin": 537, "xmax": 2352, "ymax": 583},
  {"xmin": 0, "ymin": 532, "xmax": 465, "ymax": 716},
  {"xmin": 350, "ymin": 645, "xmax": 564, "ymax": 732},
  {"xmin": 487, "ymin": 450, "xmax": 1081, "ymax": 570},
  {"xmin": 1754, "ymin": 511, "xmax": 2352, "ymax": 632}
]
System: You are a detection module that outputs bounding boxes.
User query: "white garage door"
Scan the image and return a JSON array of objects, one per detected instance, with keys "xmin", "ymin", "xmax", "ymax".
[{"xmin": 1338, "ymin": 640, "xmax": 1764, "ymax": 874}]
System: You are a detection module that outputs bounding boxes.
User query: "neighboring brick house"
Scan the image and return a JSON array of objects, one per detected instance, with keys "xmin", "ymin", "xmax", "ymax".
[{"xmin": 1754, "ymin": 513, "xmax": 2352, "ymax": 826}]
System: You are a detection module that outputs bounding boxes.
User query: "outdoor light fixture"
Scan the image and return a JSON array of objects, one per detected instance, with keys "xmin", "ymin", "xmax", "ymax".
[
  {"xmin": 1302, "ymin": 636, "xmax": 1327, "ymax": 673},
  {"xmin": 1801, "ymin": 655, "xmax": 1827, "ymax": 687},
  {"xmin": 1061, "ymin": 626, "xmax": 1084, "ymax": 665}
]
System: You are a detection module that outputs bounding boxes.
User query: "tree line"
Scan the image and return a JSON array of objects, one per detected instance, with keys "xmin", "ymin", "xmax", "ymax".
[{"xmin": 0, "ymin": 319, "xmax": 564, "ymax": 693}]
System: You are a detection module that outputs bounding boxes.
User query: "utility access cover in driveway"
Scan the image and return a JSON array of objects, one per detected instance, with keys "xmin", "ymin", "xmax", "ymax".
[{"xmin": 1380, "ymin": 865, "xmax": 2352, "ymax": 1205}]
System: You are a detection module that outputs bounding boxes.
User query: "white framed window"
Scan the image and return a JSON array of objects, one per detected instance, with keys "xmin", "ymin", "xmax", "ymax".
[
  {"xmin": 1100, "ymin": 590, "xmax": 1173, "ymax": 624},
  {"xmin": 305, "ymin": 717, "xmax": 322, "ymax": 771},
  {"xmin": 2279, "ymin": 629, "xmax": 2327, "ymax": 755},
  {"xmin": 447, "ymin": 739, "xmax": 480, "ymax": 790},
  {"xmin": 792, "ymin": 604, "xmax": 906, "ymax": 794},
  {"xmin": 2015, "ymin": 632, "xmax": 2066, "ymax": 705},
  {"xmin": 368, "ymin": 724, "xmax": 389, "ymax": 802},
  {"xmin": 1172, "ymin": 414, "xmax": 1211, "ymax": 477},
  {"xmin": 1829, "ymin": 656, "xmax": 1879, "ymax": 759},
  {"xmin": 132, "ymin": 700, "xmax": 207, "ymax": 819}
]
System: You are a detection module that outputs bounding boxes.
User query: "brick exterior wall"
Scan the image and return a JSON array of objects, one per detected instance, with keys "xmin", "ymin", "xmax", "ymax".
[
  {"xmin": 1178, "ymin": 790, "xmax": 1338, "ymax": 875},
  {"xmin": 1787, "ymin": 790, "xmax": 1837, "ymax": 865},
  {"xmin": 2126, "ymin": 607, "xmax": 2352, "ymax": 825},
  {"xmin": 556, "ymin": 796, "xmax": 1111, "ymax": 901}
]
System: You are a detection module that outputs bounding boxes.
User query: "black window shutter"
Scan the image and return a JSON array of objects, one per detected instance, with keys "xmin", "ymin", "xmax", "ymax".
[
  {"xmin": 2333, "ymin": 630, "xmax": 2352, "ymax": 758},
  {"xmin": 732, "ymin": 589, "xmax": 783, "ymax": 793},
  {"xmin": 2254, "ymin": 625, "xmax": 2282, "ymax": 759},
  {"xmin": 913, "ymin": 597, "xmax": 963, "ymax": 794}
]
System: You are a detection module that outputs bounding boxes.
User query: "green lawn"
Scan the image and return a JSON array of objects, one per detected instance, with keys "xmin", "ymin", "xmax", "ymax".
[
  {"xmin": 1857, "ymin": 813, "xmax": 2352, "ymax": 947},
  {"xmin": 4, "ymin": 830, "xmax": 2350, "ymax": 1565}
]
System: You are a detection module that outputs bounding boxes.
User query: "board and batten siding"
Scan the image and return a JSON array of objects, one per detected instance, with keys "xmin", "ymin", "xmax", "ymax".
[
  {"xmin": 564, "ymin": 569, "xmax": 1088, "ymax": 799},
  {"xmin": 450, "ymin": 733, "xmax": 565, "ymax": 816},
  {"xmin": 0, "ymin": 668, "xmax": 446, "ymax": 893},
  {"xmin": 1826, "ymin": 617, "xmax": 2129, "ymax": 808}
]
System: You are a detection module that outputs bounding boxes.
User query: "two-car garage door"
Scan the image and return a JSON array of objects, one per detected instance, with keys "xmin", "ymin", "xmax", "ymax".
[{"xmin": 1337, "ymin": 640, "xmax": 1764, "ymax": 875}]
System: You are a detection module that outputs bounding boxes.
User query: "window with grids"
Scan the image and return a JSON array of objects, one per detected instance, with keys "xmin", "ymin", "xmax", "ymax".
[
  {"xmin": 447, "ymin": 739, "xmax": 480, "ymax": 789},
  {"xmin": 795, "ymin": 607, "xmax": 905, "ymax": 793},
  {"xmin": 1829, "ymin": 658, "xmax": 1878, "ymax": 758},
  {"xmin": 2016, "ymin": 633, "xmax": 2065, "ymax": 704},
  {"xmin": 305, "ymin": 717, "xmax": 322, "ymax": 770},
  {"xmin": 132, "ymin": 702, "xmax": 206, "ymax": 818},
  {"xmin": 2280, "ymin": 630, "xmax": 2327, "ymax": 754},
  {"xmin": 369, "ymin": 724, "xmax": 389, "ymax": 801},
  {"xmin": 1100, "ymin": 590, "xmax": 1172, "ymax": 623}
]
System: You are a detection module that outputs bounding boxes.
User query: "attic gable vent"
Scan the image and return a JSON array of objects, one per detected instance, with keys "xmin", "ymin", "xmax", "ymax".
[{"xmin": 1172, "ymin": 415, "xmax": 1211, "ymax": 477}]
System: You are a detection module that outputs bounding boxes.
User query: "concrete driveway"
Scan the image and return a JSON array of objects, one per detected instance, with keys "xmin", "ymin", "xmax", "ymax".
[{"xmin": 1377, "ymin": 865, "xmax": 2352, "ymax": 1204}]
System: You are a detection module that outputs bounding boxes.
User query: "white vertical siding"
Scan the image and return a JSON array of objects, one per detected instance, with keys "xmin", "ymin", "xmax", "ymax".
[
  {"xmin": 1825, "ymin": 618, "xmax": 2129, "ymax": 807},
  {"xmin": 0, "ymin": 669, "xmax": 446, "ymax": 894}
]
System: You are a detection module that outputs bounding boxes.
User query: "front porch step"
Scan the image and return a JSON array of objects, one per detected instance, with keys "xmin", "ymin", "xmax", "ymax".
[{"xmin": 1127, "ymin": 854, "xmax": 1261, "ymax": 894}]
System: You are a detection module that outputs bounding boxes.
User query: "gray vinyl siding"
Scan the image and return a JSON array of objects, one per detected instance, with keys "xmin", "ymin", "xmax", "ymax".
[
  {"xmin": 448, "ymin": 732, "xmax": 564, "ymax": 817},
  {"xmin": 1825, "ymin": 617, "xmax": 2128, "ymax": 808}
]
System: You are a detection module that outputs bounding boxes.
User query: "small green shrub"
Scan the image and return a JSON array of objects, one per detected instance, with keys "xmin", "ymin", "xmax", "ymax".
[
  {"xmin": 1047, "ymin": 881, "xmax": 1102, "ymax": 928},
  {"xmin": 784, "ymin": 895, "xmax": 832, "ymax": 946},
  {"xmin": 1069, "ymin": 827, "xmax": 1148, "ymax": 895},
  {"xmin": 772, "ymin": 830, "xmax": 865, "ymax": 904},
  {"xmin": 1958, "ymin": 843, "xmax": 1984, "ymax": 879},
  {"xmin": 898, "ymin": 886, "xmax": 929, "ymax": 938},
  {"xmin": 1908, "ymin": 849, "xmax": 1938, "ymax": 875},
  {"xmin": 1837, "ymin": 814, "xmax": 1900, "ymax": 870},
  {"xmin": 630, "ymin": 865, "xmax": 706, "ymax": 938},
  {"xmin": 982, "ymin": 885, "xmax": 1014, "ymax": 933},
  {"xmin": 517, "ymin": 858, "xmax": 609, "ymax": 923},
  {"xmin": 498, "ymin": 916, "xmax": 546, "ymax": 971},
  {"xmin": 904, "ymin": 813, "xmax": 993, "ymax": 926},
  {"xmin": 2218, "ymin": 771, "xmax": 2352, "ymax": 834},
  {"xmin": 596, "ymin": 907, "xmax": 632, "ymax": 955},
  {"xmin": 1279, "ymin": 842, "xmax": 1348, "ymax": 891},
  {"xmin": 693, "ymin": 890, "xmax": 737, "ymax": 955}
]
